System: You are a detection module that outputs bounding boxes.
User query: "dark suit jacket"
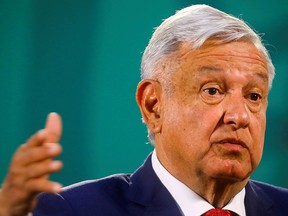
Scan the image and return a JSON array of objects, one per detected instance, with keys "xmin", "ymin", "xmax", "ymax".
[{"xmin": 33, "ymin": 154, "xmax": 288, "ymax": 216}]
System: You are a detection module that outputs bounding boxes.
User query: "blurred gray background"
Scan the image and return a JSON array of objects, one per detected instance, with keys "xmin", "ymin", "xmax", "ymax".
[{"xmin": 0, "ymin": 0, "xmax": 287, "ymax": 187}]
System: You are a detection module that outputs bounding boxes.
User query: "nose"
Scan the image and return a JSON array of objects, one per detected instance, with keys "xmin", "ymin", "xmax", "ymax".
[{"xmin": 222, "ymin": 96, "xmax": 250, "ymax": 129}]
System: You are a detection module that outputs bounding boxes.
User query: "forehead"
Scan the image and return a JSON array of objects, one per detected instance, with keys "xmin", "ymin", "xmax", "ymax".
[{"xmin": 168, "ymin": 40, "xmax": 269, "ymax": 82}]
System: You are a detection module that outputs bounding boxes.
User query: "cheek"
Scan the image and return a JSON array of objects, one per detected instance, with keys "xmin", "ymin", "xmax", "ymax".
[
  {"xmin": 163, "ymin": 104, "xmax": 221, "ymax": 151},
  {"xmin": 250, "ymin": 115, "xmax": 266, "ymax": 167}
]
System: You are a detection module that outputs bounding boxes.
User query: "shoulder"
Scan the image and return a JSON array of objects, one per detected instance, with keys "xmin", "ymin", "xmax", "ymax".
[
  {"xmin": 34, "ymin": 155, "xmax": 155, "ymax": 215},
  {"xmin": 249, "ymin": 180, "xmax": 288, "ymax": 196},
  {"xmin": 60, "ymin": 173, "xmax": 132, "ymax": 202},
  {"xmin": 243, "ymin": 180, "xmax": 288, "ymax": 215},
  {"xmin": 34, "ymin": 173, "xmax": 133, "ymax": 215},
  {"xmin": 62, "ymin": 173, "xmax": 132, "ymax": 196},
  {"xmin": 248, "ymin": 180, "xmax": 288, "ymax": 206}
]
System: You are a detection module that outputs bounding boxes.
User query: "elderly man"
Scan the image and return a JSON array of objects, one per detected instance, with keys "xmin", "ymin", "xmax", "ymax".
[{"xmin": 1, "ymin": 4, "xmax": 288, "ymax": 216}]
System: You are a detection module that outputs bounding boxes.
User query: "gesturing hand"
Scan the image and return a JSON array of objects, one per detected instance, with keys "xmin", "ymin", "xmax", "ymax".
[{"xmin": 0, "ymin": 113, "xmax": 63, "ymax": 216}]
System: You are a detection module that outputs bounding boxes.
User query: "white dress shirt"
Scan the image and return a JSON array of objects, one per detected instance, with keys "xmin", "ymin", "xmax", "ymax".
[{"xmin": 151, "ymin": 150, "xmax": 246, "ymax": 216}]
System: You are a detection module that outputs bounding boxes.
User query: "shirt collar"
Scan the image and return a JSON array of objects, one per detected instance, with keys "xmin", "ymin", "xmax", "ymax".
[{"xmin": 151, "ymin": 150, "xmax": 246, "ymax": 216}]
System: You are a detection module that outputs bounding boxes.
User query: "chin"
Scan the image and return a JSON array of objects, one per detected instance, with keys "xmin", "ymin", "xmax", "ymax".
[
  {"xmin": 202, "ymin": 155, "xmax": 256, "ymax": 183},
  {"xmin": 208, "ymin": 164, "xmax": 253, "ymax": 182},
  {"xmin": 213, "ymin": 172, "xmax": 251, "ymax": 183}
]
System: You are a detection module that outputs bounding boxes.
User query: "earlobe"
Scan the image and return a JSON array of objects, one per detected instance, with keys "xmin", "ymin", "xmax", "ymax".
[{"xmin": 136, "ymin": 80, "xmax": 162, "ymax": 134}]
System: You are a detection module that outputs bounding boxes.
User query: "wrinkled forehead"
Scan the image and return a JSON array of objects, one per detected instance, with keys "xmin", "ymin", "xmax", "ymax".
[
  {"xmin": 179, "ymin": 39, "xmax": 265, "ymax": 59},
  {"xmin": 166, "ymin": 40, "xmax": 268, "ymax": 72},
  {"xmin": 159, "ymin": 40, "xmax": 269, "ymax": 88}
]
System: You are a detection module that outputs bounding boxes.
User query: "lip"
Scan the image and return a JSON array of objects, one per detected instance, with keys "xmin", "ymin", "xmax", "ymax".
[{"xmin": 216, "ymin": 138, "xmax": 248, "ymax": 149}]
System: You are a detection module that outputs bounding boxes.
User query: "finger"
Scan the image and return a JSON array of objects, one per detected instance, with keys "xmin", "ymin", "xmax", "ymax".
[
  {"xmin": 7, "ymin": 158, "xmax": 62, "ymax": 187},
  {"xmin": 25, "ymin": 179, "xmax": 62, "ymax": 194},
  {"xmin": 45, "ymin": 112, "xmax": 62, "ymax": 143},
  {"xmin": 23, "ymin": 113, "xmax": 62, "ymax": 148},
  {"xmin": 5, "ymin": 158, "xmax": 63, "ymax": 198},
  {"xmin": 24, "ymin": 160, "xmax": 63, "ymax": 179},
  {"xmin": 11, "ymin": 143, "xmax": 62, "ymax": 166},
  {"xmin": 24, "ymin": 130, "xmax": 46, "ymax": 148}
]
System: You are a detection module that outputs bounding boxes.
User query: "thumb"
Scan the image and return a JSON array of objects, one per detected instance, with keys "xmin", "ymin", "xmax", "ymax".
[{"xmin": 45, "ymin": 112, "xmax": 62, "ymax": 143}]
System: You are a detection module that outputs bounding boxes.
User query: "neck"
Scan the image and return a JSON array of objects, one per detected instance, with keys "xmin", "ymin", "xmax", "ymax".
[{"xmin": 189, "ymin": 177, "xmax": 249, "ymax": 208}]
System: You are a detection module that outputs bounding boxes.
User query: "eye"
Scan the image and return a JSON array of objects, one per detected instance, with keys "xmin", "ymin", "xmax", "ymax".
[
  {"xmin": 201, "ymin": 86, "xmax": 224, "ymax": 104},
  {"xmin": 245, "ymin": 92, "xmax": 266, "ymax": 112},
  {"xmin": 203, "ymin": 87, "xmax": 220, "ymax": 95},
  {"xmin": 248, "ymin": 93, "xmax": 262, "ymax": 101}
]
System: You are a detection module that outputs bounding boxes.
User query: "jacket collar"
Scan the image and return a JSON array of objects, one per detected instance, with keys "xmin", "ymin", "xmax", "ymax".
[{"xmin": 128, "ymin": 153, "xmax": 183, "ymax": 216}]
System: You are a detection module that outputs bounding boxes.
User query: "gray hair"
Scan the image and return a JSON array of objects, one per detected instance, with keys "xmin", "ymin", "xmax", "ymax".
[{"xmin": 140, "ymin": 4, "xmax": 275, "ymax": 143}]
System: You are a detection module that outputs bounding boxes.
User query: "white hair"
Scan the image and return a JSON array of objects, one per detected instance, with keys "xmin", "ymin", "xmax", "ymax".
[{"xmin": 140, "ymin": 4, "xmax": 275, "ymax": 143}]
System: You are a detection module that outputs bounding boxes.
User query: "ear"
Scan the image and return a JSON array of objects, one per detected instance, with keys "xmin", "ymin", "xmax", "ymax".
[{"xmin": 136, "ymin": 79, "xmax": 163, "ymax": 134}]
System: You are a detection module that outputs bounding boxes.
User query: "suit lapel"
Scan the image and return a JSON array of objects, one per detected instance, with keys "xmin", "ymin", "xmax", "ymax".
[
  {"xmin": 245, "ymin": 180, "xmax": 274, "ymax": 216},
  {"xmin": 128, "ymin": 153, "xmax": 183, "ymax": 216}
]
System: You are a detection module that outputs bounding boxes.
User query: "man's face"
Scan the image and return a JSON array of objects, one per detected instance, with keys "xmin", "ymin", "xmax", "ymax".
[{"xmin": 156, "ymin": 40, "xmax": 269, "ymax": 185}]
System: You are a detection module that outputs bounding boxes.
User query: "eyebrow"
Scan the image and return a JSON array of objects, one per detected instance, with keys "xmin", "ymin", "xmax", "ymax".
[{"xmin": 198, "ymin": 66, "xmax": 269, "ymax": 82}]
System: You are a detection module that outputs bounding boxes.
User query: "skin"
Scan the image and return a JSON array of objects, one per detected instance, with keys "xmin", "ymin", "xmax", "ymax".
[
  {"xmin": 137, "ymin": 40, "xmax": 269, "ymax": 208},
  {"xmin": 0, "ymin": 113, "xmax": 63, "ymax": 216}
]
